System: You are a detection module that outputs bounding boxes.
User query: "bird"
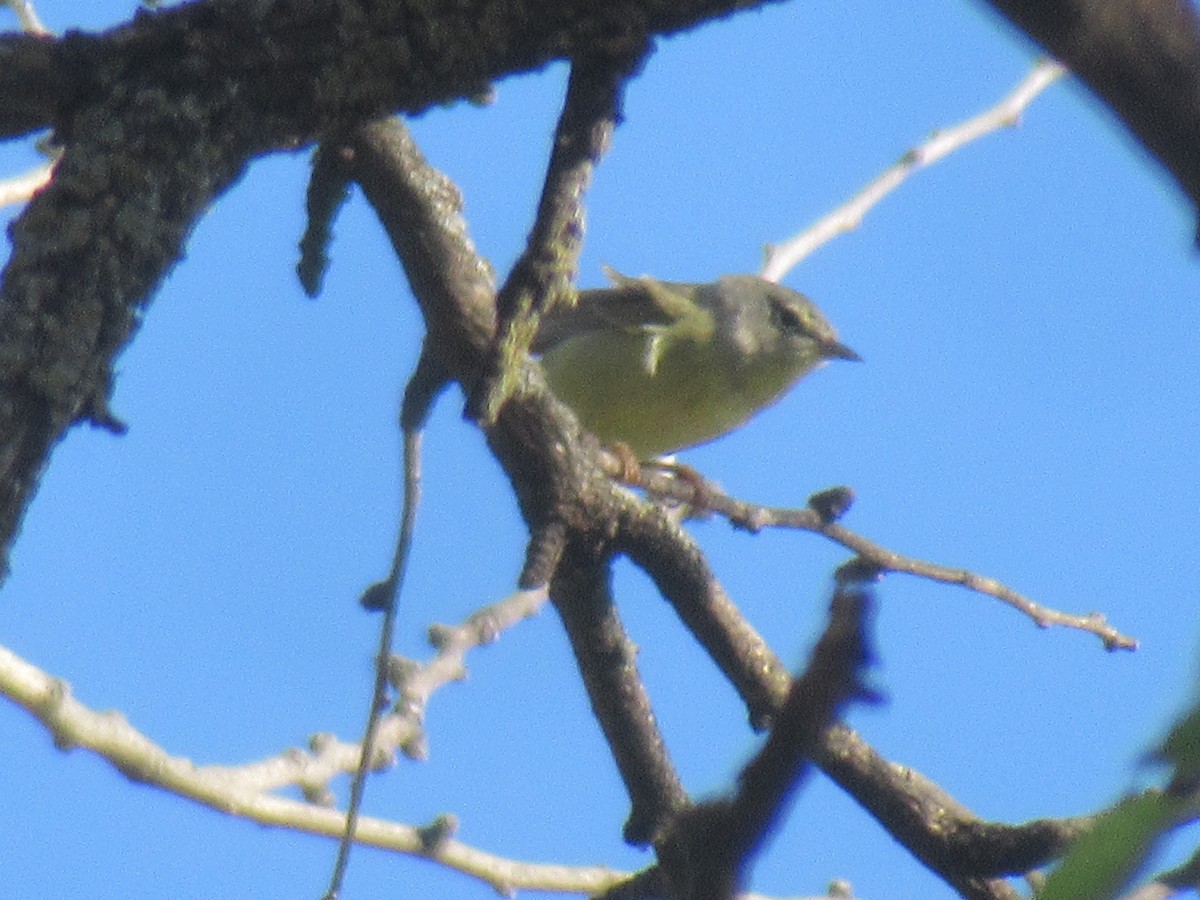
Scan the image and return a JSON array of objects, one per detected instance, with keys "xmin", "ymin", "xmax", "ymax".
[{"xmin": 536, "ymin": 267, "xmax": 859, "ymax": 458}]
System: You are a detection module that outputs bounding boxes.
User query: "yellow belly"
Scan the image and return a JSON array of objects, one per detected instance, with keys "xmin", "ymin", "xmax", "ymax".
[{"xmin": 539, "ymin": 331, "xmax": 808, "ymax": 457}]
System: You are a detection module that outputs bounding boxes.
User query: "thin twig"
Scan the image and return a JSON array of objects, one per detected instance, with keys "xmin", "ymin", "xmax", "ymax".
[
  {"xmin": 760, "ymin": 59, "xmax": 1067, "ymax": 281},
  {"xmin": 619, "ymin": 460, "xmax": 1137, "ymax": 651},
  {"xmin": 323, "ymin": 351, "xmax": 448, "ymax": 899}
]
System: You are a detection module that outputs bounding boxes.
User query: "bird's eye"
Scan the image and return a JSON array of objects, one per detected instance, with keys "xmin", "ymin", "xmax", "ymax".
[{"xmin": 769, "ymin": 299, "xmax": 806, "ymax": 334}]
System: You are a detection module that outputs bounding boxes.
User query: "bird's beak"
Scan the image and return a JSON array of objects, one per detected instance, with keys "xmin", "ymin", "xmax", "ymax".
[{"xmin": 824, "ymin": 340, "xmax": 862, "ymax": 362}]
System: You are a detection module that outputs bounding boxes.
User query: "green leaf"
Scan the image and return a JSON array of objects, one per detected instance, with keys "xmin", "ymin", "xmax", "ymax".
[{"xmin": 1036, "ymin": 793, "xmax": 1178, "ymax": 900}]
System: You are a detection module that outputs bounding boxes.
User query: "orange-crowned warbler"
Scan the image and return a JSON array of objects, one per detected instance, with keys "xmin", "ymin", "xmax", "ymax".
[{"xmin": 536, "ymin": 267, "xmax": 858, "ymax": 458}]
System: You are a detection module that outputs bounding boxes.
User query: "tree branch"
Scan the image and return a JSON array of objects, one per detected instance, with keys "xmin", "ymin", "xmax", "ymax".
[
  {"xmin": 0, "ymin": 621, "xmax": 639, "ymax": 897},
  {"xmin": 655, "ymin": 577, "xmax": 878, "ymax": 900},
  {"xmin": 982, "ymin": 0, "xmax": 1200, "ymax": 228},
  {"xmin": 761, "ymin": 59, "xmax": 1068, "ymax": 281},
  {"xmin": 473, "ymin": 43, "xmax": 649, "ymax": 424},
  {"xmin": 552, "ymin": 547, "xmax": 691, "ymax": 846},
  {"xmin": 622, "ymin": 465, "xmax": 1138, "ymax": 651}
]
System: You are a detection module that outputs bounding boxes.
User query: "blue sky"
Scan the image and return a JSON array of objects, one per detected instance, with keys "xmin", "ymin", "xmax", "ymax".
[{"xmin": 2, "ymin": 2, "xmax": 1198, "ymax": 898}]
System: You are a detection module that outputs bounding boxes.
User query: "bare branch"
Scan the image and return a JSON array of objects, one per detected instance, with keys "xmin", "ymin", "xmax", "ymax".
[
  {"xmin": 814, "ymin": 723, "xmax": 1092, "ymax": 896},
  {"xmin": 552, "ymin": 547, "xmax": 691, "ymax": 846},
  {"xmin": 761, "ymin": 59, "xmax": 1067, "ymax": 282},
  {"xmin": 297, "ymin": 142, "xmax": 355, "ymax": 298},
  {"xmin": 655, "ymin": 578, "xmax": 878, "ymax": 900},
  {"xmin": 473, "ymin": 43, "xmax": 649, "ymax": 425},
  {"xmin": 616, "ymin": 500, "xmax": 793, "ymax": 729},
  {"xmin": 0, "ymin": 586, "xmax": 613, "ymax": 896},
  {"xmin": 325, "ymin": 349, "xmax": 452, "ymax": 899},
  {"xmin": 620, "ymin": 462, "xmax": 1137, "ymax": 651}
]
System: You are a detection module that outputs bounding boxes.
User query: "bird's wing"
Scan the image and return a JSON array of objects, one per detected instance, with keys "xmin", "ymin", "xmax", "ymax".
[{"xmin": 533, "ymin": 268, "xmax": 715, "ymax": 363}]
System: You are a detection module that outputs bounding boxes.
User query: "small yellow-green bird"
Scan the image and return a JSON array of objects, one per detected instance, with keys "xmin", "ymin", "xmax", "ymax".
[{"xmin": 536, "ymin": 267, "xmax": 859, "ymax": 458}]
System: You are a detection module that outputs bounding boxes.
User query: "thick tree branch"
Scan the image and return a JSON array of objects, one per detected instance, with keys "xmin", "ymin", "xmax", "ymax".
[
  {"xmin": 0, "ymin": 0, "xmax": 773, "ymax": 144},
  {"xmin": 0, "ymin": 70, "xmax": 250, "ymax": 578},
  {"xmin": 0, "ymin": 33, "xmax": 57, "ymax": 134},
  {"xmin": 815, "ymin": 723, "xmax": 1092, "ymax": 888},
  {"xmin": 617, "ymin": 510, "xmax": 794, "ymax": 730}
]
